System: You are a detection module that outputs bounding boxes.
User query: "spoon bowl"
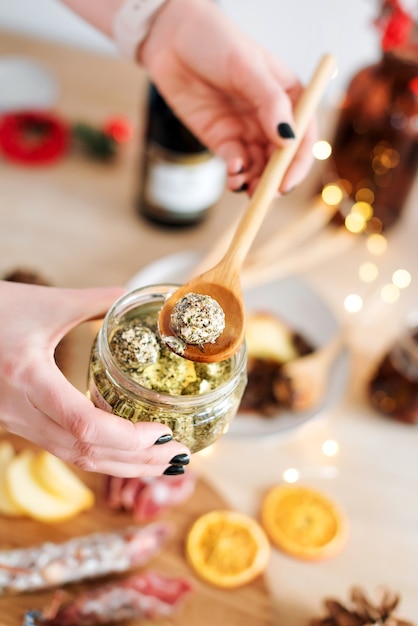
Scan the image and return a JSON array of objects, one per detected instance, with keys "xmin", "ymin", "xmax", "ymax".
[
  {"xmin": 158, "ymin": 54, "xmax": 337, "ymax": 363},
  {"xmin": 158, "ymin": 263, "xmax": 245, "ymax": 363}
]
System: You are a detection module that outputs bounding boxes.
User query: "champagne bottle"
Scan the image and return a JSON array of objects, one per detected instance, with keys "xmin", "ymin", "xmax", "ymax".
[{"xmin": 138, "ymin": 84, "xmax": 226, "ymax": 226}]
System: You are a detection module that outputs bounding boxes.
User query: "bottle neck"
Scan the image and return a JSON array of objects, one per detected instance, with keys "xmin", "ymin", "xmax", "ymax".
[
  {"xmin": 146, "ymin": 84, "xmax": 208, "ymax": 155},
  {"xmin": 378, "ymin": 49, "xmax": 418, "ymax": 116},
  {"xmin": 383, "ymin": 35, "xmax": 418, "ymax": 66}
]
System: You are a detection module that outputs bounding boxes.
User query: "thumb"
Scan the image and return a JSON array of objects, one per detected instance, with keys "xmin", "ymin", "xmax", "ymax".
[
  {"xmin": 28, "ymin": 285, "xmax": 126, "ymax": 346},
  {"xmin": 59, "ymin": 286, "xmax": 127, "ymax": 324}
]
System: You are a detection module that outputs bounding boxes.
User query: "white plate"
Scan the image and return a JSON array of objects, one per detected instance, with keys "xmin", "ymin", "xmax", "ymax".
[
  {"xmin": 0, "ymin": 56, "xmax": 58, "ymax": 112},
  {"xmin": 127, "ymin": 251, "xmax": 351, "ymax": 441}
]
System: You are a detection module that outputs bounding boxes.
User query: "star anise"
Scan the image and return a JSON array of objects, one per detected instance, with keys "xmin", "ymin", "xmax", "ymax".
[{"xmin": 310, "ymin": 586, "xmax": 415, "ymax": 626}]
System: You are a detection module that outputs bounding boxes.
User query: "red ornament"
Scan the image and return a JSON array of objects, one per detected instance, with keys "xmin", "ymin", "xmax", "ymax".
[
  {"xmin": 103, "ymin": 117, "xmax": 133, "ymax": 143},
  {"xmin": 382, "ymin": 9, "xmax": 414, "ymax": 50},
  {"xmin": 408, "ymin": 76, "xmax": 418, "ymax": 94},
  {"xmin": 376, "ymin": 0, "xmax": 415, "ymax": 52},
  {"xmin": 0, "ymin": 111, "xmax": 69, "ymax": 165}
]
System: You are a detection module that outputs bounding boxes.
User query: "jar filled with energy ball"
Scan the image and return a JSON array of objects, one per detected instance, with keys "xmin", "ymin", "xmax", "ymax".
[{"xmin": 88, "ymin": 284, "xmax": 247, "ymax": 453}]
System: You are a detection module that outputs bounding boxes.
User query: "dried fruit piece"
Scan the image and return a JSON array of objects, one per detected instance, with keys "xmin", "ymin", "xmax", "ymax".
[
  {"xmin": 260, "ymin": 484, "xmax": 347, "ymax": 561},
  {"xmin": 32, "ymin": 450, "xmax": 94, "ymax": 508},
  {"xmin": 5, "ymin": 450, "xmax": 94, "ymax": 523},
  {"xmin": 185, "ymin": 509, "xmax": 270, "ymax": 588},
  {"xmin": 0, "ymin": 441, "xmax": 25, "ymax": 517},
  {"xmin": 245, "ymin": 312, "xmax": 299, "ymax": 363}
]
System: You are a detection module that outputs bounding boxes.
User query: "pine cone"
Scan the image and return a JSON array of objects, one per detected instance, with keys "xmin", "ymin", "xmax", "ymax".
[{"xmin": 310, "ymin": 586, "xmax": 415, "ymax": 626}]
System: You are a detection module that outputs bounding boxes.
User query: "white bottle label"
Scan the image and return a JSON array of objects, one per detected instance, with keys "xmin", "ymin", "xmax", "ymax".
[{"xmin": 145, "ymin": 155, "xmax": 226, "ymax": 214}]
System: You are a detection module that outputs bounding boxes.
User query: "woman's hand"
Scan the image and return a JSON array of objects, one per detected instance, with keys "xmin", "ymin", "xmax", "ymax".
[
  {"xmin": 61, "ymin": 0, "xmax": 316, "ymax": 195},
  {"xmin": 140, "ymin": 0, "xmax": 316, "ymax": 195},
  {"xmin": 0, "ymin": 281, "xmax": 190, "ymax": 477}
]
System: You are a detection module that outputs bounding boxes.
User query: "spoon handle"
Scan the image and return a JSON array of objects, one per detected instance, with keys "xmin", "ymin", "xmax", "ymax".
[{"xmin": 222, "ymin": 53, "xmax": 337, "ymax": 269}]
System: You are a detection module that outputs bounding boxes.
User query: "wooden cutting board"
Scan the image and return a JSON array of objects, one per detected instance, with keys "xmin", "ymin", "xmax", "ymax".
[{"xmin": 0, "ymin": 434, "xmax": 274, "ymax": 626}]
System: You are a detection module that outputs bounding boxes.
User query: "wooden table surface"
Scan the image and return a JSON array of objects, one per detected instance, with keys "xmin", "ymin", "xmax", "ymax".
[{"xmin": 1, "ymin": 30, "xmax": 418, "ymax": 626}]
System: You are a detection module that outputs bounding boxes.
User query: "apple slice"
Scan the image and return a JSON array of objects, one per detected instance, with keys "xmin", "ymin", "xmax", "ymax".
[
  {"xmin": 5, "ymin": 450, "xmax": 93, "ymax": 523},
  {"xmin": 245, "ymin": 312, "xmax": 298, "ymax": 363},
  {"xmin": 0, "ymin": 441, "xmax": 25, "ymax": 517},
  {"xmin": 31, "ymin": 450, "xmax": 94, "ymax": 509}
]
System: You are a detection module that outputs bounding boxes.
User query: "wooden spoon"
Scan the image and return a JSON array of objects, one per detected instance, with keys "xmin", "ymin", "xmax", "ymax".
[
  {"xmin": 281, "ymin": 332, "xmax": 344, "ymax": 412},
  {"xmin": 158, "ymin": 54, "xmax": 337, "ymax": 363}
]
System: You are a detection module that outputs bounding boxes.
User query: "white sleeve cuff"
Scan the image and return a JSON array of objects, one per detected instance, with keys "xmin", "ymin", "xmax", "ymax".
[{"xmin": 112, "ymin": 0, "xmax": 168, "ymax": 60}]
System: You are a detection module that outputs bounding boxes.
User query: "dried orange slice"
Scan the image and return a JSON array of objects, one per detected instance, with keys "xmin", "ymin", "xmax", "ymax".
[
  {"xmin": 260, "ymin": 484, "xmax": 347, "ymax": 561},
  {"xmin": 185, "ymin": 509, "xmax": 270, "ymax": 588}
]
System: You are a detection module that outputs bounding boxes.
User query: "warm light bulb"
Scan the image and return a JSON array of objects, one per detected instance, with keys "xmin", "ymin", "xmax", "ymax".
[
  {"xmin": 322, "ymin": 439, "xmax": 339, "ymax": 457},
  {"xmin": 345, "ymin": 212, "xmax": 366, "ymax": 233},
  {"xmin": 352, "ymin": 201, "xmax": 373, "ymax": 220},
  {"xmin": 322, "ymin": 183, "xmax": 343, "ymax": 206},
  {"xmin": 381, "ymin": 283, "xmax": 400, "ymax": 303},
  {"xmin": 366, "ymin": 234, "xmax": 387, "ymax": 255},
  {"xmin": 313, "ymin": 140, "xmax": 332, "ymax": 160},
  {"xmin": 355, "ymin": 188, "xmax": 375, "ymax": 204},
  {"xmin": 344, "ymin": 294, "xmax": 363, "ymax": 313},
  {"xmin": 359, "ymin": 262, "xmax": 379, "ymax": 283},
  {"xmin": 392, "ymin": 269, "xmax": 411, "ymax": 289},
  {"xmin": 282, "ymin": 468, "xmax": 300, "ymax": 483}
]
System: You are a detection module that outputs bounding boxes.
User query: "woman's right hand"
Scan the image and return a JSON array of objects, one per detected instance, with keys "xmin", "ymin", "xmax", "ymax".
[{"xmin": 140, "ymin": 0, "xmax": 317, "ymax": 195}]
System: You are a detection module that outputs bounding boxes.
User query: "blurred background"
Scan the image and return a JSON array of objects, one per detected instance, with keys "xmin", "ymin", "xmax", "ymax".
[
  {"xmin": 1, "ymin": 3, "xmax": 418, "ymax": 623},
  {"xmin": 0, "ymin": 0, "xmax": 381, "ymax": 102}
]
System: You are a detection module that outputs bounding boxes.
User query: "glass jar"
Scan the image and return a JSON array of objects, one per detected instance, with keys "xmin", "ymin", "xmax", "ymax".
[
  {"xmin": 368, "ymin": 313, "xmax": 418, "ymax": 423},
  {"xmin": 321, "ymin": 49, "xmax": 418, "ymax": 231},
  {"xmin": 88, "ymin": 284, "xmax": 247, "ymax": 453}
]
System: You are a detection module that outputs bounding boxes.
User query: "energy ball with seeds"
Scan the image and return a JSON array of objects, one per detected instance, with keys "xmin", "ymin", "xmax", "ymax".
[
  {"xmin": 110, "ymin": 321, "xmax": 160, "ymax": 367},
  {"xmin": 170, "ymin": 292, "xmax": 225, "ymax": 345}
]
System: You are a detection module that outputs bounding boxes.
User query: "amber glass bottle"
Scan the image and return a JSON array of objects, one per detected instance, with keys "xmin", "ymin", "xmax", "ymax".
[
  {"xmin": 323, "ymin": 49, "xmax": 418, "ymax": 231},
  {"xmin": 138, "ymin": 84, "xmax": 226, "ymax": 227},
  {"xmin": 369, "ymin": 320, "xmax": 418, "ymax": 423}
]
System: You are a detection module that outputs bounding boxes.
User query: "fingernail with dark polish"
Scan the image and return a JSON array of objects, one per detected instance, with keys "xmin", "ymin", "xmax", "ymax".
[
  {"xmin": 154, "ymin": 433, "xmax": 172, "ymax": 445},
  {"xmin": 233, "ymin": 182, "xmax": 248, "ymax": 193},
  {"xmin": 163, "ymin": 465, "xmax": 185, "ymax": 476},
  {"xmin": 277, "ymin": 122, "xmax": 295, "ymax": 139},
  {"xmin": 169, "ymin": 453, "xmax": 190, "ymax": 466}
]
